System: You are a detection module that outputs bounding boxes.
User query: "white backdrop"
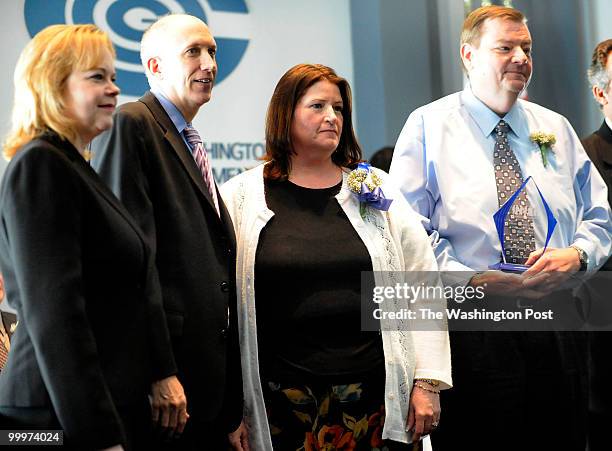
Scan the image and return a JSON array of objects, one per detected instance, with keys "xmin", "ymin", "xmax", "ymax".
[{"xmin": 0, "ymin": 0, "xmax": 354, "ymax": 183}]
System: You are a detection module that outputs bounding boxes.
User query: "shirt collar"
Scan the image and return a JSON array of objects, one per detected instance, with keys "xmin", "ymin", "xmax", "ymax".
[
  {"xmin": 151, "ymin": 88, "xmax": 188, "ymax": 134},
  {"xmin": 461, "ymin": 84, "xmax": 529, "ymax": 140}
]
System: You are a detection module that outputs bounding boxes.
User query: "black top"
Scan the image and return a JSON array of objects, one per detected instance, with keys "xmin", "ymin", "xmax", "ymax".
[{"xmin": 255, "ymin": 178, "xmax": 383, "ymax": 383}]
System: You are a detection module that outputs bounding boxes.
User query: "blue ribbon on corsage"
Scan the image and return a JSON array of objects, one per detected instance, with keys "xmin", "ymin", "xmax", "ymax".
[{"xmin": 347, "ymin": 162, "xmax": 393, "ymax": 218}]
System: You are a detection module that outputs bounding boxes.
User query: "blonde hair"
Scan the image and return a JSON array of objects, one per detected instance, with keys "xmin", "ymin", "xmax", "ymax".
[{"xmin": 4, "ymin": 24, "xmax": 115, "ymax": 159}]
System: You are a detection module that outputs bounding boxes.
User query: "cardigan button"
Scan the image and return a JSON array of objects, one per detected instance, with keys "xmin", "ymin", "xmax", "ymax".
[{"xmin": 388, "ymin": 392, "xmax": 395, "ymax": 400}]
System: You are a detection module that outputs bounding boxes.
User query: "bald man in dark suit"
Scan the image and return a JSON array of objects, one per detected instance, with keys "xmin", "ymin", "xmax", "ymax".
[{"xmin": 91, "ymin": 14, "xmax": 244, "ymax": 450}]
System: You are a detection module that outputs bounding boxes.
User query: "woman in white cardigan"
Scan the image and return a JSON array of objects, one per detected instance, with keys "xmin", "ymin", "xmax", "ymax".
[{"xmin": 221, "ymin": 64, "xmax": 451, "ymax": 450}]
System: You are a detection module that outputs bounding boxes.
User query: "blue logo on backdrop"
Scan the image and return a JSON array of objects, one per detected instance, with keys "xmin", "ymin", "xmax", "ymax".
[{"xmin": 24, "ymin": 0, "xmax": 249, "ymax": 97}]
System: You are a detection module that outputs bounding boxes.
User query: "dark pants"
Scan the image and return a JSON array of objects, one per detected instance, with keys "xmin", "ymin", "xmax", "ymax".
[
  {"xmin": 432, "ymin": 329, "xmax": 588, "ymax": 451},
  {"xmin": 587, "ymin": 331, "xmax": 612, "ymax": 451},
  {"xmin": 149, "ymin": 415, "xmax": 230, "ymax": 451},
  {"xmin": 0, "ymin": 400, "xmax": 152, "ymax": 451}
]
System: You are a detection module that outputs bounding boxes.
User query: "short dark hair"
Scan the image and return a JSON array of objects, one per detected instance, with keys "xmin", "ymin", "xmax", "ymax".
[
  {"xmin": 263, "ymin": 63, "xmax": 362, "ymax": 180},
  {"xmin": 369, "ymin": 147, "xmax": 394, "ymax": 173}
]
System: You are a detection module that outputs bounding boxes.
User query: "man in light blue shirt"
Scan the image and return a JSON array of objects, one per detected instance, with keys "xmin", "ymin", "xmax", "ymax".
[{"xmin": 390, "ymin": 5, "xmax": 611, "ymax": 451}]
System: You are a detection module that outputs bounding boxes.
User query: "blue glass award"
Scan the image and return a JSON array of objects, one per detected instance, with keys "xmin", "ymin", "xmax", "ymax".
[{"xmin": 489, "ymin": 176, "xmax": 557, "ymax": 273}]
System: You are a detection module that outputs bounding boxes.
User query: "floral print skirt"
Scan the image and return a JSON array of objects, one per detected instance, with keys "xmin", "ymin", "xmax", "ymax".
[{"xmin": 262, "ymin": 375, "xmax": 417, "ymax": 451}]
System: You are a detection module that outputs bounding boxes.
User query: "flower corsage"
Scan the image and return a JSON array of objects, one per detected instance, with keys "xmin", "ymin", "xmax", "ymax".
[
  {"xmin": 347, "ymin": 162, "xmax": 393, "ymax": 218},
  {"xmin": 529, "ymin": 131, "xmax": 556, "ymax": 167}
]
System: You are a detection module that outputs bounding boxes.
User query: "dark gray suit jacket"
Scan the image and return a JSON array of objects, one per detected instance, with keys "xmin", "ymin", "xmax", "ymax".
[
  {"xmin": 91, "ymin": 92, "xmax": 243, "ymax": 431},
  {"xmin": 582, "ymin": 121, "xmax": 612, "ymax": 419},
  {"xmin": 582, "ymin": 120, "xmax": 612, "ymax": 270},
  {"xmin": 0, "ymin": 132, "xmax": 175, "ymax": 448}
]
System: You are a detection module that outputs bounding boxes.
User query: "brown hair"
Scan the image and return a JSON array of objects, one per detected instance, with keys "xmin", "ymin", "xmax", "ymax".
[
  {"xmin": 263, "ymin": 63, "xmax": 362, "ymax": 180},
  {"xmin": 461, "ymin": 5, "xmax": 526, "ymax": 48},
  {"xmin": 588, "ymin": 39, "xmax": 612, "ymax": 94},
  {"xmin": 4, "ymin": 24, "xmax": 115, "ymax": 159}
]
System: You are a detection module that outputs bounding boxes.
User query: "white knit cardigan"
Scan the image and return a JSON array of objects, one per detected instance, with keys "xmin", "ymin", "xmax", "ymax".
[{"xmin": 221, "ymin": 163, "xmax": 452, "ymax": 450}]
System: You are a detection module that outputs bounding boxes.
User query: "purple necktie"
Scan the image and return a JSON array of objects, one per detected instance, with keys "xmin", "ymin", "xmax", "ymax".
[{"xmin": 183, "ymin": 124, "xmax": 220, "ymax": 216}]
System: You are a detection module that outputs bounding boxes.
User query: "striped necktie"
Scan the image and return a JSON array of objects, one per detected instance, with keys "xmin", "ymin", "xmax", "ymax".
[
  {"xmin": 0, "ymin": 335, "xmax": 8, "ymax": 370},
  {"xmin": 183, "ymin": 124, "xmax": 220, "ymax": 216}
]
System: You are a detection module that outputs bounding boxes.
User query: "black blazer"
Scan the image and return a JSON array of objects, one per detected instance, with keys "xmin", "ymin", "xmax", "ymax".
[
  {"xmin": 0, "ymin": 132, "xmax": 175, "ymax": 448},
  {"xmin": 582, "ymin": 120, "xmax": 612, "ymax": 270},
  {"xmin": 91, "ymin": 92, "xmax": 243, "ymax": 430}
]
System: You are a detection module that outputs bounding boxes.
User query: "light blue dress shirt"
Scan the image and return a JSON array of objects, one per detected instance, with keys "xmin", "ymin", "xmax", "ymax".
[
  {"xmin": 390, "ymin": 86, "xmax": 612, "ymax": 273},
  {"xmin": 150, "ymin": 88, "xmax": 192, "ymax": 151}
]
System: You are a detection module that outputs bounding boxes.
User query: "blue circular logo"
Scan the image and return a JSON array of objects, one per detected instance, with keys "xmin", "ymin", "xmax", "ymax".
[{"xmin": 24, "ymin": 0, "xmax": 249, "ymax": 97}]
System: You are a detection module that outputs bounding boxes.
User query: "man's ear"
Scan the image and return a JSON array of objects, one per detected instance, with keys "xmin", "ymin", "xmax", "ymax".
[
  {"xmin": 593, "ymin": 85, "xmax": 608, "ymax": 107},
  {"xmin": 147, "ymin": 57, "xmax": 162, "ymax": 79},
  {"xmin": 460, "ymin": 43, "xmax": 474, "ymax": 72}
]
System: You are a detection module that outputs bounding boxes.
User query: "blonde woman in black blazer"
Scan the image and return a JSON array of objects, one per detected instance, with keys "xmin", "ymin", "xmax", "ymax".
[{"xmin": 0, "ymin": 24, "xmax": 183, "ymax": 450}]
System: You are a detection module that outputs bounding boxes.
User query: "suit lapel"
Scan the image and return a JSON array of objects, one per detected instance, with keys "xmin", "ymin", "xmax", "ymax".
[
  {"xmin": 2, "ymin": 312, "xmax": 17, "ymax": 340},
  {"xmin": 596, "ymin": 120, "xmax": 612, "ymax": 144},
  {"xmin": 140, "ymin": 93, "xmax": 218, "ymax": 215},
  {"xmin": 42, "ymin": 132, "xmax": 151, "ymax": 255},
  {"xmin": 596, "ymin": 121, "xmax": 612, "ymax": 165},
  {"xmin": 77, "ymin": 159, "xmax": 148, "ymax": 238}
]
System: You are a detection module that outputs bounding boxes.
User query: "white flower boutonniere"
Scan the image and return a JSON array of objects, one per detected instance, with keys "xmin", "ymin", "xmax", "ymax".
[
  {"xmin": 9, "ymin": 321, "xmax": 17, "ymax": 334},
  {"xmin": 347, "ymin": 162, "xmax": 393, "ymax": 218},
  {"xmin": 529, "ymin": 131, "xmax": 556, "ymax": 167}
]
